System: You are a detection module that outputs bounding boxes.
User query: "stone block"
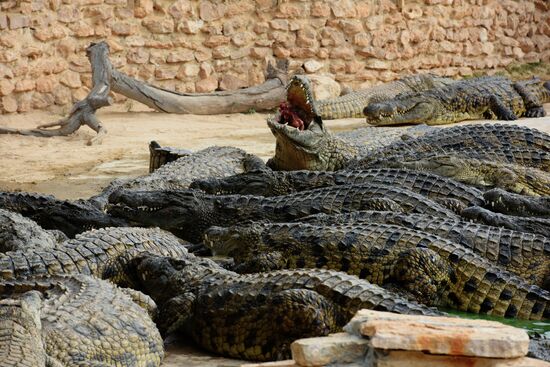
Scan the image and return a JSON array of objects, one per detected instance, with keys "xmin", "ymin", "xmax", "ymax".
[
  {"xmin": 154, "ymin": 67, "xmax": 178, "ymax": 80},
  {"xmin": 270, "ymin": 19, "xmax": 288, "ymax": 31},
  {"xmin": 303, "ymin": 60, "xmax": 323, "ymax": 73},
  {"xmin": 368, "ymin": 350, "xmax": 550, "ymax": 367},
  {"xmin": 219, "ymin": 74, "xmax": 247, "ymax": 90},
  {"xmin": 59, "ymin": 70, "xmax": 82, "ymax": 88},
  {"xmin": 1, "ymin": 95, "xmax": 18, "ymax": 113},
  {"xmin": 0, "ymin": 50, "xmax": 18, "ymax": 63},
  {"xmin": 177, "ymin": 63, "xmax": 199, "ymax": 78},
  {"xmin": 345, "ymin": 310, "xmax": 529, "ymax": 359},
  {"xmin": 204, "ymin": 35, "xmax": 230, "ymax": 47},
  {"xmin": 110, "ymin": 21, "xmax": 133, "ymax": 36},
  {"xmin": 0, "ymin": 80, "xmax": 15, "ymax": 96},
  {"xmin": 307, "ymin": 74, "xmax": 340, "ymax": 100},
  {"xmin": 126, "ymin": 49, "xmax": 149, "ymax": 64},
  {"xmin": 291, "ymin": 333, "xmax": 369, "ymax": 367},
  {"xmin": 15, "ymin": 80, "xmax": 35, "ymax": 92},
  {"xmin": 8, "ymin": 14, "xmax": 31, "ymax": 29},
  {"xmin": 331, "ymin": 1, "xmax": 356, "ymax": 18},
  {"xmin": 134, "ymin": 0, "xmax": 154, "ymax": 18},
  {"xmin": 142, "ymin": 17, "xmax": 174, "ymax": 34},
  {"xmin": 166, "ymin": 50, "xmax": 194, "ymax": 63},
  {"xmin": 57, "ymin": 5, "xmax": 80, "ymax": 23},
  {"xmin": 199, "ymin": 1, "xmax": 226, "ymax": 21},
  {"xmin": 178, "ymin": 20, "xmax": 203, "ymax": 34},
  {"xmin": 36, "ymin": 75, "xmax": 58, "ymax": 93},
  {"xmin": 195, "ymin": 76, "xmax": 218, "ymax": 92}
]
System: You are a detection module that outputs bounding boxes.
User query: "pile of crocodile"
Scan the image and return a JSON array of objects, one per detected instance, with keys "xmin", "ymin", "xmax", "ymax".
[{"xmin": 1, "ymin": 74, "xmax": 550, "ymax": 365}]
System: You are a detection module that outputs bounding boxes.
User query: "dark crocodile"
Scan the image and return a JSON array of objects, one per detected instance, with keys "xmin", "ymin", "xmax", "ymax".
[
  {"xmin": 0, "ymin": 191, "xmax": 128, "ymax": 237},
  {"xmin": 148, "ymin": 140, "xmax": 192, "ymax": 172},
  {"xmin": 90, "ymin": 146, "xmax": 266, "ymax": 209},
  {"xmin": 361, "ymin": 154, "xmax": 550, "ymax": 196},
  {"xmin": 483, "ymin": 188, "xmax": 550, "ymax": 217},
  {"xmin": 462, "ymin": 206, "xmax": 550, "ymax": 238},
  {"xmin": 364, "ymin": 76, "xmax": 550, "ymax": 125},
  {"xmin": 0, "ymin": 227, "xmax": 189, "ymax": 282},
  {"xmin": 125, "ymin": 254, "xmax": 441, "ymax": 361},
  {"xmin": 191, "ymin": 168, "xmax": 485, "ymax": 209},
  {"xmin": 107, "ymin": 183, "xmax": 457, "ymax": 243},
  {"xmin": 308, "ymin": 73, "xmax": 456, "ymax": 120},
  {"xmin": 0, "ymin": 274, "xmax": 164, "ymax": 366},
  {"xmin": 294, "ymin": 210, "xmax": 550, "ymax": 289},
  {"xmin": 204, "ymin": 221, "xmax": 550, "ymax": 319},
  {"xmin": 0, "ymin": 208, "xmax": 66, "ymax": 252}
]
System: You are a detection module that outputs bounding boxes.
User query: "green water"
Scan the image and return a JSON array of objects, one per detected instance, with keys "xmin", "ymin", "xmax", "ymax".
[{"xmin": 446, "ymin": 310, "xmax": 550, "ymax": 338}]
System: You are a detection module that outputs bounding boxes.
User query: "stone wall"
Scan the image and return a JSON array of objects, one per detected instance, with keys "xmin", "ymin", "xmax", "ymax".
[{"xmin": 0, "ymin": 0, "xmax": 549, "ymax": 114}]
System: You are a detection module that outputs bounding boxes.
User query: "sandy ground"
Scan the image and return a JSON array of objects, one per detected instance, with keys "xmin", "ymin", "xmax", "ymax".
[{"xmin": 0, "ymin": 104, "xmax": 549, "ymax": 367}]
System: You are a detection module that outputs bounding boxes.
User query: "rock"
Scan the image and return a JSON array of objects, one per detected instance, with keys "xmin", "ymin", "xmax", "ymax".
[
  {"xmin": 178, "ymin": 20, "xmax": 203, "ymax": 34},
  {"xmin": 1, "ymin": 95, "xmax": 18, "ymax": 113},
  {"xmin": 0, "ymin": 80, "xmax": 15, "ymax": 96},
  {"xmin": 269, "ymin": 19, "xmax": 288, "ymax": 31},
  {"xmin": 57, "ymin": 5, "xmax": 80, "ymax": 23},
  {"xmin": 35, "ymin": 75, "xmax": 58, "ymax": 93},
  {"xmin": 240, "ymin": 361, "xmax": 297, "ymax": 367},
  {"xmin": 199, "ymin": 1, "xmax": 226, "ymax": 21},
  {"xmin": 339, "ymin": 19, "xmax": 363, "ymax": 35},
  {"xmin": 15, "ymin": 80, "xmax": 35, "ymax": 92},
  {"xmin": 219, "ymin": 74, "xmax": 247, "ymax": 90},
  {"xmin": 303, "ymin": 60, "xmax": 323, "ymax": 73},
  {"xmin": 59, "ymin": 70, "xmax": 82, "ymax": 88},
  {"xmin": 142, "ymin": 17, "xmax": 174, "ymax": 34},
  {"xmin": 0, "ymin": 14, "xmax": 7, "ymax": 30},
  {"xmin": 177, "ymin": 63, "xmax": 199, "ymax": 78},
  {"xmin": 154, "ymin": 67, "xmax": 178, "ymax": 80},
  {"xmin": 368, "ymin": 350, "xmax": 549, "ymax": 367},
  {"xmin": 166, "ymin": 50, "xmax": 194, "ymax": 63},
  {"xmin": 199, "ymin": 62, "xmax": 213, "ymax": 78},
  {"xmin": 71, "ymin": 21, "xmax": 94, "ymax": 37},
  {"xmin": 8, "ymin": 14, "xmax": 30, "ymax": 29},
  {"xmin": 110, "ymin": 21, "xmax": 133, "ymax": 36},
  {"xmin": 305, "ymin": 74, "xmax": 341, "ymax": 100},
  {"xmin": 0, "ymin": 50, "xmax": 17, "ymax": 63},
  {"xmin": 127, "ymin": 49, "xmax": 149, "ymax": 64},
  {"xmin": 204, "ymin": 35, "xmax": 230, "ymax": 47},
  {"xmin": 134, "ymin": 0, "xmax": 154, "ymax": 18},
  {"xmin": 331, "ymin": 1, "xmax": 357, "ymax": 18},
  {"xmin": 311, "ymin": 2, "xmax": 330, "ymax": 17},
  {"xmin": 291, "ymin": 333, "xmax": 369, "ymax": 367},
  {"xmin": 345, "ymin": 310, "xmax": 530, "ymax": 359},
  {"xmin": 195, "ymin": 76, "xmax": 218, "ymax": 92}
]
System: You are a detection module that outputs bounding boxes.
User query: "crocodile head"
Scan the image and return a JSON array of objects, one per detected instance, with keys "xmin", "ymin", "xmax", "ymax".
[
  {"xmin": 107, "ymin": 189, "xmax": 214, "ymax": 242},
  {"xmin": 364, "ymin": 93, "xmax": 445, "ymax": 126},
  {"xmin": 190, "ymin": 170, "xmax": 293, "ymax": 196},
  {"xmin": 203, "ymin": 224, "xmax": 266, "ymax": 259},
  {"xmin": 267, "ymin": 75, "xmax": 356, "ymax": 171},
  {"xmin": 0, "ymin": 191, "xmax": 127, "ymax": 237},
  {"xmin": 483, "ymin": 188, "xmax": 550, "ymax": 217}
]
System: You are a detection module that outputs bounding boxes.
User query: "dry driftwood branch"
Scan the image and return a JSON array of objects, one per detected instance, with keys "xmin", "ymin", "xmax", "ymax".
[{"xmin": 0, "ymin": 41, "xmax": 289, "ymax": 144}]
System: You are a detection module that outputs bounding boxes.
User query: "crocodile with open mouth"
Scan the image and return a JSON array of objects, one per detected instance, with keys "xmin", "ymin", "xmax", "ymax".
[{"xmin": 364, "ymin": 76, "xmax": 550, "ymax": 126}]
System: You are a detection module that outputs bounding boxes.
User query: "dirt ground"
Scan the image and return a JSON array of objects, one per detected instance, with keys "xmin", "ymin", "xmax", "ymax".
[{"xmin": 0, "ymin": 104, "xmax": 549, "ymax": 367}]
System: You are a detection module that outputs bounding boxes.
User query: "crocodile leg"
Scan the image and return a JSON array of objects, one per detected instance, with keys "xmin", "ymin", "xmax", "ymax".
[
  {"xmin": 488, "ymin": 94, "xmax": 518, "ymax": 120},
  {"xmin": 513, "ymin": 81, "xmax": 546, "ymax": 118}
]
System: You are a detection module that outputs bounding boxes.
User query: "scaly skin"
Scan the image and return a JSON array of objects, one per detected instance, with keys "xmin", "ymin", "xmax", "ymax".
[
  {"xmin": 314, "ymin": 74, "xmax": 455, "ymax": 119},
  {"xmin": 0, "ymin": 292, "xmax": 45, "ymax": 367},
  {"xmin": 0, "ymin": 227, "xmax": 189, "ymax": 282},
  {"xmin": 107, "ymin": 184, "xmax": 457, "ymax": 243},
  {"xmin": 364, "ymin": 76, "xmax": 550, "ymax": 125},
  {"xmin": 148, "ymin": 140, "xmax": 192, "ymax": 172},
  {"xmin": 295, "ymin": 210, "xmax": 550, "ymax": 289},
  {"xmin": 483, "ymin": 188, "xmax": 550, "ymax": 217},
  {"xmin": 191, "ymin": 168, "xmax": 485, "ymax": 209},
  {"xmin": 462, "ymin": 206, "xmax": 550, "ymax": 238},
  {"xmin": 0, "ymin": 208, "xmax": 65, "ymax": 252},
  {"xmin": 204, "ymin": 222, "xmax": 550, "ymax": 319},
  {"xmin": 0, "ymin": 274, "xmax": 163, "ymax": 366},
  {"xmin": 0, "ymin": 191, "xmax": 128, "ymax": 237},
  {"xmin": 126, "ymin": 254, "xmax": 441, "ymax": 361},
  {"xmin": 352, "ymin": 123, "xmax": 550, "ymax": 172},
  {"xmin": 90, "ymin": 146, "xmax": 266, "ymax": 209},
  {"xmin": 362, "ymin": 154, "xmax": 550, "ymax": 196}
]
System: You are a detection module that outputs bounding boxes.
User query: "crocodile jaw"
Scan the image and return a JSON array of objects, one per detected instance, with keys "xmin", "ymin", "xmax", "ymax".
[{"xmin": 365, "ymin": 100, "xmax": 438, "ymax": 126}]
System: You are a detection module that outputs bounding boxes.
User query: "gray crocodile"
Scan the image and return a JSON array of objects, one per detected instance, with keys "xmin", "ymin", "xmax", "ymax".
[
  {"xmin": 364, "ymin": 76, "xmax": 550, "ymax": 125},
  {"xmin": 0, "ymin": 274, "xmax": 164, "ymax": 366},
  {"xmin": 294, "ymin": 210, "xmax": 550, "ymax": 289},
  {"xmin": 286, "ymin": 74, "xmax": 456, "ymax": 120},
  {"xmin": 204, "ymin": 221, "xmax": 550, "ymax": 319},
  {"xmin": 0, "ymin": 227, "xmax": 189, "ymax": 282},
  {"xmin": 0, "ymin": 208, "xmax": 66, "ymax": 252},
  {"xmin": 191, "ymin": 168, "xmax": 485, "ymax": 210},
  {"xmin": 107, "ymin": 183, "xmax": 457, "ymax": 243},
  {"xmin": 124, "ymin": 254, "xmax": 441, "ymax": 361},
  {"xmin": 90, "ymin": 145, "xmax": 266, "ymax": 209}
]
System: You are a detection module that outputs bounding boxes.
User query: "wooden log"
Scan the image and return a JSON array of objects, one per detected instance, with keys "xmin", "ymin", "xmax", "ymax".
[{"xmin": 0, "ymin": 41, "xmax": 288, "ymax": 144}]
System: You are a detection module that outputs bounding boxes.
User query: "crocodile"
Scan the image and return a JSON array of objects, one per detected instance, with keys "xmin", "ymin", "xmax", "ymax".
[
  {"xmin": 191, "ymin": 168, "xmax": 485, "ymax": 210},
  {"xmin": 286, "ymin": 74, "xmax": 455, "ymax": 120},
  {"xmin": 0, "ymin": 208, "xmax": 66, "ymax": 252},
  {"xmin": 462, "ymin": 206, "xmax": 550, "ymax": 238},
  {"xmin": 107, "ymin": 183, "xmax": 457, "ymax": 243},
  {"xmin": 0, "ymin": 191, "xmax": 128, "ymax": 237},
  {"xmin": 294, "ymin": 210, "xmax": 550, "ymax": 289},
  {"xmin": 483, "ymin": 188, "xmax": 550, "ymax": 218},
  {"xmin": 90, "ymin": 146, "xmax": 266, "ymax": 209},
  {"xmin": 148, "ymin": 140, "xmax": 192, "ymax": 172},
  {"xmin": 361, "ymin": 154, "xmax": 550, "ymax": 196},
  {"xmin": 364, "ymin": 76, "xmax": 550, "ymax": 125},
  {"xmin": 124, "ymin": 253, "xmax": 440, "ymax": 361},
  {"xmin": 0, "ymin": 274, "xmax": 164, "ymax": 366},
  {"xmin": 204, "ymin": 221, "xmax": 550, "ymax": 319},
  {"xmin": 0, "ymin": 226, "xmax": 189, "ymax": 282}
]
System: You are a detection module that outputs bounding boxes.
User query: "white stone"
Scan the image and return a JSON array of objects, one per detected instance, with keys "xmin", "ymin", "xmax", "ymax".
[
  {"xmin": 306, "ymin": 74, "xmax": 341, "ymax": 100},
  {"xmin": 303, "ymin": 60, "xmax": 323, "ymax": 73},
  {"xmin": 290, "ymin": 332, "xmax": 369, "ymax": 367}
]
